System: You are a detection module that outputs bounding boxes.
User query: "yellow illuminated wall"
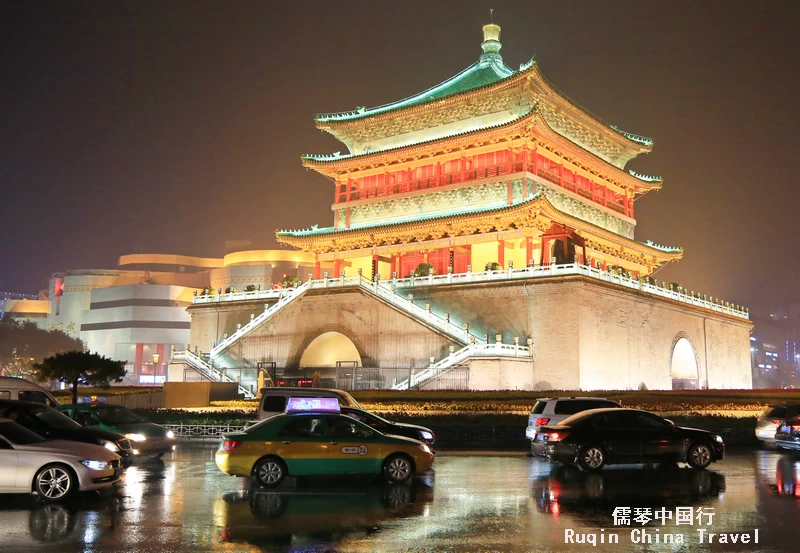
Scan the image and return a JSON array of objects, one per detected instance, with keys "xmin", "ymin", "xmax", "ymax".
[
  {"xmin": 471, "ymin": 241, "xmax": 498, "ymax": 271},
  {"xmin": 299, "ymin": 331, "xmax": 362, "ymax": 367}
]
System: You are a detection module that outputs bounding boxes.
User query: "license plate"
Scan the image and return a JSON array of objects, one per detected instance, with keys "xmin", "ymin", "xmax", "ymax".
[
  {"xmin": 781, "ymin": 425, "xmax": 791, "ymax": 433},
  {"xmin": 536, "ymin": 433, "xmax": 544, "ymax": 441}
]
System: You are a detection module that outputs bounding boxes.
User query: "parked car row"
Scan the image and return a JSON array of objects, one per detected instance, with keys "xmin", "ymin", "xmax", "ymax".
[{"xmin": 0, "ymin": 377, "xmax": 177, "ymax": 502}]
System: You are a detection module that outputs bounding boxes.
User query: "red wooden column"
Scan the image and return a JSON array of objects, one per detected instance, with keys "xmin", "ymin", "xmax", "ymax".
[
  {"xmin": 525, "ymin": 237, "xmax": 533, "ymax": 266},
  {"xmin": 371, "ymin": 255, "xmax": 379, "ymax": 280},
  {"xmin": 507, "ymin": 182, "xmax": 514, "ymax": 205},
  {"xmin": 333, "ymin": 259, "xmax": 341, "ymax": 276},
  {"xmin": 314, "ymin": 261, "xmax": 321, "ymax": 280},
  {"xmin": 391, "ymin": 254, "xmax": 398, "ymax": 276},
  {"xmin": 498, "ymin": 240, "xmax": 505, "ymax": 267},
  {"xmin": 542, "ymin": 237, "xmax": 551, "ymax": 265}
]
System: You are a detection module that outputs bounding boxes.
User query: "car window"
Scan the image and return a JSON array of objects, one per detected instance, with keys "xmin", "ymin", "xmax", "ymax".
[
  {"xmin": 764, "ymin": 407, "xmax": 787, "ymax": 419},
  {"xmin": 633, "ymin": 413, "xmax": 671, "ymax": 430},
  {"xmin": 30, "ymin": 406, "xmax": 83, "ymax": 430},
  {"xmin": 531, "ymin": 401, "xmax": 547, "ymax": 415},
  {"xmin": 0, "ymin": 391, "xmax": 10, "ymax": 400},
  {"xmin": 278, "ymin": 417, "xmax": 325, "ymax": 437},
  {"xmin": 554, "ymin": 400, "xmax": 618, "ymax": 415},
  {"xmin": 593, "ymin": 411, "xmax": 639, "ymax": 429},
  {"xmin": 94, "ymin": 406, "xmax": 145, "ymax": 425},
  {"xmin": 0, "ymin": 438, "xmax": 12, "ymax": 449},
  {"xmin": 0, "ymin": 421, "xmax": 46, "ymax": 444},
  {"xmin": 326, "ymin": 417, "xmax": 373, "ymax": 439},
  {"xmin": 262, "ymin": 396, "xmax": 287, "ymax": 412},
  {"xmin": 18, "ymin": 391, "xmax": 50, "ymax": 404},
  {"xmin": 75, "ymin": 410, "xmax": 98, "ymax": 426}
]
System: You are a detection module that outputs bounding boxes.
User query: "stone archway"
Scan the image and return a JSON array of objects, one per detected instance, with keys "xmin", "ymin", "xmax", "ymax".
[
  {"xmin": 299, "ymin": 331, "xmax": 363, "ymax": 368},
  {"xmin": 669, "ymin": 332, "xmax": 701, "ymax": 390}
]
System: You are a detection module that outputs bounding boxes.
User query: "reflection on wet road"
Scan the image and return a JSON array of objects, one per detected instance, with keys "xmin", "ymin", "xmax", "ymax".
[{"xmin": 0, "ymin": 448, "xmax": 798, "ymax": 552}]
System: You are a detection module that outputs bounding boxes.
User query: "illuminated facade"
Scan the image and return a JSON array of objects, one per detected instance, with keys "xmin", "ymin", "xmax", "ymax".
[
  {"xmin": 277, "ymin": 23, "xmax": 680, "ymax": 279},
  {"xmin": 178, "ymin": 22, "xmax": 752, "ymax": 393}
]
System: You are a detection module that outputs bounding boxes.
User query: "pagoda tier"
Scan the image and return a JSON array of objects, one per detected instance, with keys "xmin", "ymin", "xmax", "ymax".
[
  {"xmin": 276, "ymin": 192, "xmax": 682, "ymax": 277},
  {"xmin": 302, "ymin": 109, "xmax": 661, "ymax": 240},
  {"xmin": 311, "ymin": 24, "xmax": 652, "ymax": 169}
]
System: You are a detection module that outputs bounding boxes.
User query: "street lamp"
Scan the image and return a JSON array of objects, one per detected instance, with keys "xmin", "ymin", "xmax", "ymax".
[{"xmin": 152, "ymin": 352, "xmax": 160, "ymax": 377}]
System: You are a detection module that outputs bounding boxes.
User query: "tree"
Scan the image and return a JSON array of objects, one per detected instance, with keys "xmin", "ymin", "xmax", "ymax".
[
  {"xmin": 281, "ymin": 275, "xmax": 301, "ymax": 288},
  {"xmin": 485, "ymin": 261, "xmax": 502, "ymax": 271},
  {"xmin": 413, "ymin": 263, "xmax": 435, "ymax": 277},
  {"xmin": 0, "ymin": 318, "xmax": 83, "ymax": 379},
  {"xmin": 34, "ymin": 351, "xmax": 126, "ymax": 404}
]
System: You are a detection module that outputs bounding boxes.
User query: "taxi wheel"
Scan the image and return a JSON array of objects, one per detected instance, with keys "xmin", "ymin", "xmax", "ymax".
[
  {"xmin": 383, "ymin": 454, "xmax": 414, "ymax": 484},
  {"xmin": 253, "ymin": 457, "xmax": 287, "ymax": 487}
]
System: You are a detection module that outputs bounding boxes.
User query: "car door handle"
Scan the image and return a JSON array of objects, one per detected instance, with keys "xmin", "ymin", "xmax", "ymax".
[
  {"xmin": 282, "ymin": 441, "xmax": 291, "ymax": 445},
  {"xmin": 330, "ymin": 441, "xmax": 338, "ymax": 445}
]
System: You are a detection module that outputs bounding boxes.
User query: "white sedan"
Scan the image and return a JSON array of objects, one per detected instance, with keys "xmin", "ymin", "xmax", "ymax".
[{"xmin": 0, "ymin": 418, "xmax": 122, "ymax": 501}]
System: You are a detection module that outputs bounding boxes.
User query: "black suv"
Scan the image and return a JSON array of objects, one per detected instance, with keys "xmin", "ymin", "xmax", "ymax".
[{"xmin": 0, "ymin": 400, "xmax": 135, "ymax": 467}]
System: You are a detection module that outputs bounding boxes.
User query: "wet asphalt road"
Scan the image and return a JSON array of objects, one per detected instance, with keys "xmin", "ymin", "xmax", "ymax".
[{"xmin": 0, "ymin": 446, "xmax": 798, "ymax": 553}]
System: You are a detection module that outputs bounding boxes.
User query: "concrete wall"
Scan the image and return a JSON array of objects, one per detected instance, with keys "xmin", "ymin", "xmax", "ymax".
[
  {"xmin": 190, "ymin": 289, "xmax": 458, "ymax": 372},
  {"xmin": 186, "ymin": 276, "xmax": 752, "ymax": 390}
]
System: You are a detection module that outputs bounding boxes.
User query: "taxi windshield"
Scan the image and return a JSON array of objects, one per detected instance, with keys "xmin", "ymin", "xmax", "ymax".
[{"xmin": 93, "ymin": 405, "xmax": 145, "ymax": 425}]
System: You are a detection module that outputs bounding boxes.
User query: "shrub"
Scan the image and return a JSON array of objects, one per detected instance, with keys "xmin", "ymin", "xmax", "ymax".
[
  {"xmin": 413, "ymin": 263, "xmax": 435, "ymax": 277},
  {"xmin": 485, "ymin": 262, "xmax": 502, "ymax": 271}
]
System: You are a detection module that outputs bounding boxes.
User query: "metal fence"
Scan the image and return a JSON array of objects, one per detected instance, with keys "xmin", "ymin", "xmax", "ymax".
[
  {"xmin": 165, "ymin": 424, "xmax": 757, "ymax": 447},
  {"xmin": 335, "ymin": 367, "xmax": 469, "ymax": 391}
]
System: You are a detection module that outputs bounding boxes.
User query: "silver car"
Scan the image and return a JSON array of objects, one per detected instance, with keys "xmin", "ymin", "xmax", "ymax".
[
  {"xmin": 756, "ymin": 404, "xmax": 800, "ymax": 447},
  {"xmin": 0, "ymin": 418, "xmax": 122, "ymax": 501}
]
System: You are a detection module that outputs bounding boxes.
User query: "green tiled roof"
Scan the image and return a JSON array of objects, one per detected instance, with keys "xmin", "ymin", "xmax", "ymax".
[{"xmin": 315, "ymin": 57, "xmax": 517, "ymax": 123}]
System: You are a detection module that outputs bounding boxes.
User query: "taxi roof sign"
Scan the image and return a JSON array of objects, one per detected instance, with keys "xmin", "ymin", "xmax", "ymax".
[{"xmin": 286, "ymin": 397, "xmax": 340, "ymax": 413}]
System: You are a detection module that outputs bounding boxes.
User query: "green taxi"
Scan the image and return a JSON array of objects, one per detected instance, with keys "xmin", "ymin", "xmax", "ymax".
[
  {"xmin": 58, "ymin": 402, "xmax": 177, "ymax": 458},
  {"xmin": 215, "ymin": 398, "xmax": 434, "ymax": 486}
]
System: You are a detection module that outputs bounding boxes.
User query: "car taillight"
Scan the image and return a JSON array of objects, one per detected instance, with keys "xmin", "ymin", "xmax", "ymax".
[
  {"xmin": 220, "ymin": 440, "xmax": 242, "ymax": 452},
  {"xmin": 536, "ymin": 418, "xmax": 550, "ymax": 426},
  {"xmin": 545, "ymin": 432, "xmax": 569, "ymax": 442},
  {"xmin": 772, "ymin": 419, "xmax": 781, "ymax": 425},
  {"xmin": 792, "ymin": 425, "xmax": 800, "ymax": 432}
]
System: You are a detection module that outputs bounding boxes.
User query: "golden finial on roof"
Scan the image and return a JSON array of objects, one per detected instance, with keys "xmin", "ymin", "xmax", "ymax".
[{"xmin": 481, "ymin": 11, "xmax": 502, "ymax": 60}]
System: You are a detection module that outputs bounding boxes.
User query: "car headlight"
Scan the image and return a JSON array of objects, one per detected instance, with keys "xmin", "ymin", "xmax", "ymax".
[
  {"xmin": 101, "ymin": 440, "xmax": 119, "ymax": 452},
  {"xmin": 714, "ymin": 435, "xmax": 724, "ymax": 443},
  {"xmin": 418, "ymin": 444, "xmax": 432, "ymax": 454},
  {"xmin": 166, "ymin": 430, "xmax": 175, "ymax": 439},
  {"xmin": 81, "ymin": 459, "xmax": 109, "ymax": 471},
  {"xmin": 125, "ymin": 433, "xmax": 147, "ymax": 442},
  {"xmin": 420, "ymin": 431, "xmax": 433, "ymax": 440}
]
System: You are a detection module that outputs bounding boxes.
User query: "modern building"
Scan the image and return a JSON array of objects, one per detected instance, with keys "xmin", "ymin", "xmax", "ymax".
[
  {"xmin": 176, "ymin": 22, "xmax": 753, "ymax": 395},
  {"xmin": 5, "ymin": 251, "xmax": 318, "ymax": 385}
]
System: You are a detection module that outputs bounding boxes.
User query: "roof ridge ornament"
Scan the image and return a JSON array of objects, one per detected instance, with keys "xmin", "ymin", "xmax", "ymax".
[{"xmin": 480, "ymin": 17, "xmax": 502, "ymax": 63}]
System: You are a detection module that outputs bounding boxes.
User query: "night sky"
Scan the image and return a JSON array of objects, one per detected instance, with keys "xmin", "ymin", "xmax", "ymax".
[{"xmin": 1, "ymin": 1, "xmax": 798, "ymax": 316}]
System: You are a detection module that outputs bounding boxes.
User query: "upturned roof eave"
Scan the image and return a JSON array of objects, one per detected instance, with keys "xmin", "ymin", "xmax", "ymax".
[
  {"xmin": 275, "ymin": 193, "xmax": 681, "ymax": 262},
  {"xmin": 303, "ymin": 110, "xmax": 661, "ymax": 193}
]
